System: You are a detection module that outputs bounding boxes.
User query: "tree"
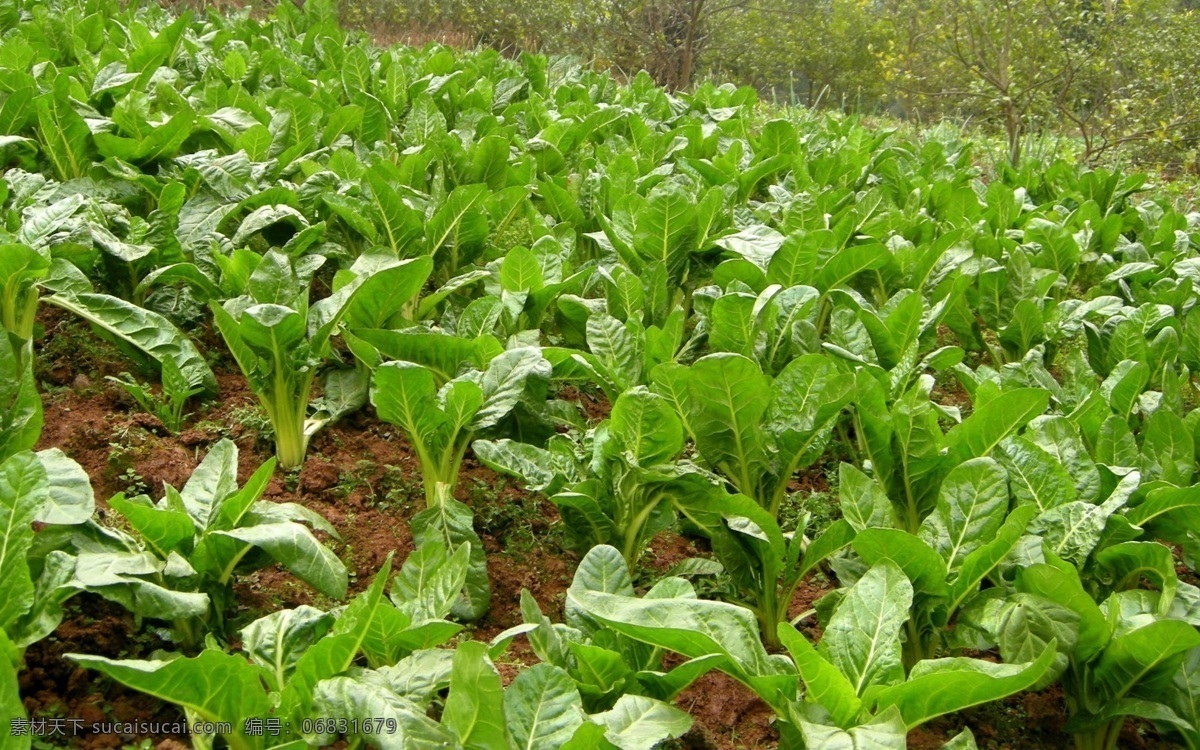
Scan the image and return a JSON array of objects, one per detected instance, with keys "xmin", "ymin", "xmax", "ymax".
[
  {"xmin": 582, "ymin": 0, "xmax": 753, "ymax": 89},
  {"xmin": 1061, "ymin": 2, "xmax": 1200, "ymax": 163},
  {"xmin": 711, "ymin": 0, "xmax": 892, "ymax": 109},
  {"xmin": 902, "ymin": 0, "xmax": 1081, "ymax": 165},
  {"xmin": 886, "ymin": 0, "xmax": 1200, "ymax": 166}
]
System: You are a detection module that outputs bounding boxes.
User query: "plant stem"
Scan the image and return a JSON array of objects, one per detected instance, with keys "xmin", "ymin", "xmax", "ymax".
[
  {"xmin": 1073, "ymin": 719, "xmax": 1124, "ymax": 750},
  {"xmin": 2, "ymin": 286, "xmax": 37, "ymax": 344},
  {"xmin": 901, "ymin": 617, "xmax": 925, "ymax": 672},
  {"xmin": 174, "ymin": 617, "xmax": 199, "ymax": 652},
  {"xmin": 265, "ymin": 368, "xmax": 314, "ymax": 470},
  {"xmin": 761, "ymin": 588, "xmax": 782, "ymax": 650},
  {"xmin": 622, "ymin": 494, "xmax": 662, "ymax": 567}
]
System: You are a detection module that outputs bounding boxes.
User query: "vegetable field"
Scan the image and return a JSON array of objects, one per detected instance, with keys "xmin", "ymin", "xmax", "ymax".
[{"xmin": 3, "ymin": 0, "xmax": 1200, "ymax": 748}]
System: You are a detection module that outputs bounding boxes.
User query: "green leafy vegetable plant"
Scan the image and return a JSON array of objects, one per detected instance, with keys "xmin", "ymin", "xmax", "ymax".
[
  {"xmin": 371, "ymin": 346, "xmax": 551, "ymax": 508},
  {"xmin": 850, "ymin": 372, "xmax": 1049, "ymax": 532},
  {"xmin": 477, "ymin": 386, "xmax": 715, "ymax": 566},
  {"xmin": 495, "ymin": 544, "xmax": 724, "ymax": 711},
  {"xmin": 985, "ymin": 550, "xmax": 1200, "ymax": 750},
  {"xmin": 69, "ymin": 554, "xmax": 396, "ymax": 750},
  {"xmin": 0, "ymin": 243, "xmax": 49, "ymax": 342},
  {"xmin": 653, "ymin": 352, "xmax": 853, "ymax": 518},
  {"xmin": 676, "ymin": 490, "xmax": 855, "ymax": 649},
  {"xmin": 107, "ymin": 359, "xmax": 203, "ymax": 433},
  {"xmin": 569, "ymin": 550, "xmax": 1054, "ymax": 748},
  {"xmin": 211, "ymin": 250, "xmax": 375, "ymax": 469},
  {"xmin": 57, "ymin": 439, "xmax": 347, "ymax": 647}
]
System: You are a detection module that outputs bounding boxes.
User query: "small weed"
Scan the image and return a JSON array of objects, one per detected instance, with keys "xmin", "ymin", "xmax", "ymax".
[
  {"xmin": 196, "ymin": 404, "xmax": 275, "ymax": 451},
  {"xmin": 330, "ymin": 462, "xmax": 421, "ymax": 512},
  {"xmin": 472, "ymin": 478, "xmax": 562, "ymax": 553},
  {"xmin": 332, "ymin": 460, "xmax": 379, "ymax": 501},
  {"xmin": 777, "ymin": 470, "xmax": 840, "ymax": 538},
  {"xmin": 105, "ymin": 422, "xmax": 152, "ymax": 495},
  {"xmin": 115, "ymin": 467, "xmax": 149, "ymax": 496},
  {"xmin": 107, "ymin": 359, "xmax": 202, "ymax": 434},
  {"xmin": 229, "ymin": 405, "xmax": 274, "ymax": 440},
  {"xmin": 34, "ymin": 315, "xmax": 131, "ymax": 385},
  {"xmin": 381, "ymin": 465, "xmax": 424, "ymax": 508}
]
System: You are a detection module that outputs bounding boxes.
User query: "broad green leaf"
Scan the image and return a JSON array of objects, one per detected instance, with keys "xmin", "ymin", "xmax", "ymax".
[
  {"xmin": 796, "ymin": 705, "xmax": 908, "ymax": 750},
  {"xmin": 472, "ymin": 347, "xmax": 551, "ymax": 430},
  {"xmin": 768, "ymin": 354, "xmax": 853, "ymax": 472},
  {"xmin": 686, "ymin": 354, "xmax": 769, "ymax": 498},
  {"xmin": 853, "ymin": 529, "xmax": 947, "ymax": 597},
  {"xmin": 501, "ymin": 245, "xmax": 544, "ymax": 293},
  {"xmin": 472, "ymin": 439, "xmax": 571, "ymax": 493},
  {"xmin": 1128, "ymin": 485, "xmax": 1200, "ymax": 546},
  {"xmin": 350, "ymin": 328, "xmax": 484, "ymax": 379},
  {"xmin": 635, "ymin": 654, "xmax": 724, "ymax": 702},
  {"xmin": 586, "ymin": 312, "xmax": 644, "ymax": 393},
  {"xmin": 1097, "ymin": 415, "xmax": 1139, "ymax": 468},
  {"xmin": 984, "ymin": 594, "xmax": 1074, "ymax": 687},
  {"xmin": 46, "ymin": 293, "xmax": 216, "ymax": 394},
  {"xmin": 1168, "ymin": 647, "xmax": 1200, "ymax": 745},
  {"xmin": 241, "ymin": 606, "xmax": 335, "ymax": 691},
  {"xmin": 0, "ymin": 334, "xmax": 41, "ymax": 462},
  {"xmin": 767, "ymin": 230, "xmax": 826, "ymax": 287},
  {"xmin": 1017, "ymin": 565, "xmax": 1109, "ymax": 662},
  {"xmin": 364, "ymin": 167, "xmax": 424, "ymax": 255},
  {"xmin": 426, "ymin": 184, "xmax": 489, "ymax": 264},
  {"xmin": 822, "ymin": 561, "xmax": 911, "ymax": 696},
  {"xmin": 919, "ymin": 458, "xmax": 1009, "ymax": 572},
  {"xmin": 380, "ymin": 649, "xmax": 456, "ymax": 706},
  {"xmin": 313, "ymin": 676, "xmax": 456, "ymax": 747},
  {"xmin": 0, "ymin": 629, "xmax": 27, "ymax": 750},
  {"xmin": 1101, "ymin": 360, "xmax": 1149, "ymax": 419},
  {"xmin": 568, "ymin": 641, "xmax": 632, "ymax": 698},
  {"xmin": 839, "ymin": 463, "xmax": 893, "ymax": 532},
  {"xmin": 505, "ymin": 664, "xmax": 586, "ymax": 750},
  {"xmin": 341, "ymin": 256, "xmax": 434, "ymax": 330},
  {"xmin": 68, "ymin": 650, "xmax": 270, "ymax": 738},
  {"xmin": 391, "ymin": 541, "xmax": 470, "ymax": 623},
  {"xmin": 708, "ymin": 291, "xmax": 757, "ymax": 357},
  {"xmin": 610, "ymin": 388, "xmax": 682, "ymax": 467},
  {"xmin": 568, "ymin": 572, "xmax": 792, "ymax": 698},
  {"xmin": 589, "ymin": 694, "xmax": 692, "ymax": 750},
  {"xmin": 633, "ymin": 182, "xmax": 697, "ymax": 283},
  {"xmin": 213, "ymin": 522, "xmax": 348, "ymax": 599},
  {"xmin": 947, "ymin": 504, "xmax": 1037, "ymax": 613},
  {"xmin": 8, "ymin": 550, "xmax": 75, "ymax": 649},
  {"xmin": 997, "ymin": 437, "xmax": 1076, "ymax": 512},
  {"xmin": 871, "ymin": 646, "xmax": 1057, "ymax": 729},
  {"xmin": 569, "ymin": 544, "xmax": 636, "ymax": 600},
  {"xmin": 1094, "ymin": 619, "xmax": 1200, "ymax": 702},
  {"xmin": 372, "ymin": 361, "xmax": 446, "ymax": 449},
  {"xmin": 444, "ymin": 641, "xmax": 508, "ymax": 750},
  {"xmin": 0, "ymin": 452, "xmax": 45, "ymax": 631},
  {"xmin": 945, "ymin": 388, "xmax": 1048, "ymax": 465},
  {"xmin": 818, "ymin": 243, "xmax": 889, "ymax": 293},
  {"xmin": 778, "ymin": 622, "xmax": 863, "ymax": 729},
  {"xmin": 410, "ymin": 494, "xmax": 490, "ymax": 621},
  {"xmin": 179, "ymin": 439, "xmax": 239, "ymax": 528},
  {"xmin": 1143, "ymin": 410, "xmax": 1194, "ymax": 485},
  {"xmin": 107, "ymin": 495, "xmax": 193, "ymax": 559},
  {"xmin": 35, "ymin": 78, "xmax": 93, "ymax": 181}
]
